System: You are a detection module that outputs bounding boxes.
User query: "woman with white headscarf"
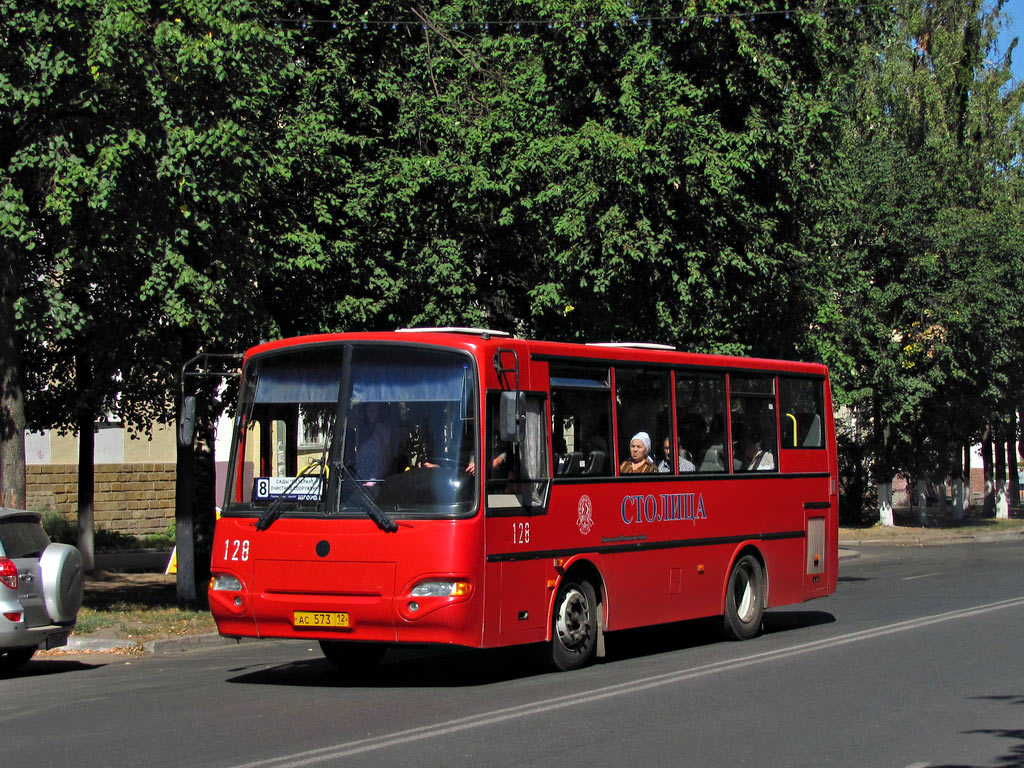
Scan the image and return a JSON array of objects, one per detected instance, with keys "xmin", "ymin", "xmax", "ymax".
[{"xmin": 619, "ymin": 431, "xmax": 657, "ymax": 474}]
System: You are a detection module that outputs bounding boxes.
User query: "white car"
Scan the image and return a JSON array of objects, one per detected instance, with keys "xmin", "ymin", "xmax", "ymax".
[{"xmin": 0, "ymin": 508, "xmax": 84, "ymax": 674}]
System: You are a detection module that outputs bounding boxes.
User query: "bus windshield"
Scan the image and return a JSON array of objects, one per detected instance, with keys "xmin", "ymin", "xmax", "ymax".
[{"xmin": 224, "ymin": 344, "xmax": 478, "ymax": 521}]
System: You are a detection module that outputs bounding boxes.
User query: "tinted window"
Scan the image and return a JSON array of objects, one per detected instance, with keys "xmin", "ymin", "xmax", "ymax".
[
  {"xmin": 676, "ymin": 372, "xmax": 728, "ymax": 473},
  {"xmin": 779, "ymin": 377, "xmax": 825, "ymax": 449},
  {"xmin": 730, "ymin": 374, "xmax": 778, "ymax": 472},
  {"xmin": 485, "ymin": 391, "xmax": 550, "ymax": 513},
  {"xmin": 0, "ymin": 518, "xmax": 50, "ymax": 558},
  {"xmin": 550, "ymin": 364, "xmax": 613, "ymax": 477},
  {"xmin": 616, "ymin": 369, "xmax": 670, "ymax": 475}
]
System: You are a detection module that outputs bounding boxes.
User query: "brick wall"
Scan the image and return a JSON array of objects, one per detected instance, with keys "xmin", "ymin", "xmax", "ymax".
[{"xmin": 26, "ymin": 463, "xmax": 176, "ymax": 536}]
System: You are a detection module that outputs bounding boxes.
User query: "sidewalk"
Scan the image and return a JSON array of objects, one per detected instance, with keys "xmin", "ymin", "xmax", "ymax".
[
  {"xmin": 839, "ymin": 517, "xmax": 1024, "ymax": 547},
  {"xmin": 44, "ymin": 520, "xmax": 1024, "ymax": 658}
]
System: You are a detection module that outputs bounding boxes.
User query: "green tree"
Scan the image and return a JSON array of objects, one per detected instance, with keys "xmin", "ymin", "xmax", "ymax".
[
  {"xmin": 274, "ymin": 1, "xmax": 865, "ymax": 361},
  {"xmin": 1, "ymin": 0, "xmax": 298, "ymax": 595},
  {"xmin": 811, "ymin": 0, "xmax": 1024, "ymax": 521}
]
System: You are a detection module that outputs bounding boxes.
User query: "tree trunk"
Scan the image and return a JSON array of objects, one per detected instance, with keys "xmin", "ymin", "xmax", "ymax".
[
  {"xmin": 0, "ymin": 255, "xmax": 26, "ymax": 509},
  {"xmin": 878, "ymin": 481, "xmax": 894, "ymax": 526},
  {"xmin": 75, "ymin": 352, "xmax": 95, "ymax": 570},
  {"xmin": 77, "ymin": 415, "xmax": 95, "ymax": 571},
  {"xmin": 950, "ymin": 445, "xmax": 965, "ymax": 520},
  {"xmin": 192, "ymin": 417, "xmax": 217, "ymax": 603},
  {"xmin": 995, "ymin": 431, "xmax": 1008, "ymax": 520},
  {"xmin": 982, "ymin": 427, "xmax": 994, "ymax": 516},
  {"xmin": 175, "ymin": 433, "xmax": 197, "ymax": 605},
  {"xmin": 1008, "ymin": 410, "xmax": 1020, "ymax": 512},
  {"xmin": 915, "ymin": 477, "xmax": 928, "ymax": 525}
]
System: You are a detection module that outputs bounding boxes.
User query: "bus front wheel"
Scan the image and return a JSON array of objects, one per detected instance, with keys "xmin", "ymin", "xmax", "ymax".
[
  {"xmin": 548, "ymin": 578, "xmax": 598, "ymax": 671},
  {"xmin": 723, "ymin": 554, "xmax": 765, "ymax": 641},
  {"xmin": 319, "ymin": 640, "xmax": 387, "ymax": 669}
]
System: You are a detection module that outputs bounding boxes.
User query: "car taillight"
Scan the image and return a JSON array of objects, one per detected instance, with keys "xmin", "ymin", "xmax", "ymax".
[{"xmin": 0, "ymin": 557, "xmax": 17, "ymax": 590}]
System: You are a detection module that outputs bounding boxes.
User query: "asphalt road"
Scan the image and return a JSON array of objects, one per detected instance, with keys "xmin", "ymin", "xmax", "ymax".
[{"xmin": 5, "ymin": 540, "xmax": 1024, "ymax": 768}]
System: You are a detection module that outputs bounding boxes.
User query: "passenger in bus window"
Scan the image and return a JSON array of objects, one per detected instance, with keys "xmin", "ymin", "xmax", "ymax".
[
  {"xmin": 658, "ymin": 437, "xmax": 696, "ymax": 473},
  {"xmin": 733, "ymin": 433, "xmax": 755, "ymax": 472},
  {"xmin": 735, "ymin": 432, "xmax": 775, "ymax": 471},
  {"xmin": 620, "ymin": 432, "xmax": 657, "ymax": 474},
  {"xmin": 352, "ymin": 403, "xmax": 398, "ymax": 482},
  {"xmin": 748, "ymin": 437, "xmax": 775, "ymax": 471}
]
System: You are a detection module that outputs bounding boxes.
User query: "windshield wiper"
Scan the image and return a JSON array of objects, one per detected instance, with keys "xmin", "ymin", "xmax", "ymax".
[
  {"xmin": 333, "ymin": 461, "xmax": 399, "ymax": 533},
  {"xmin": 255, "ymin": 458, "xmax": 325, "ymax": 531}
]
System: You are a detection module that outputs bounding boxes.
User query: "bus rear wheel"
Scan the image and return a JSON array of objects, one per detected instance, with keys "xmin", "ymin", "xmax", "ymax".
[
  {"xmin": 319, "ymin": 640, "xmax": 387, "ymax": 669},
  {"xmin": 723, "ymin": 554, "xmax": 765, "ymax": 641},
  {"xmin": 548, "ymin": 578, "xmax": 598, "ymax": 671}
]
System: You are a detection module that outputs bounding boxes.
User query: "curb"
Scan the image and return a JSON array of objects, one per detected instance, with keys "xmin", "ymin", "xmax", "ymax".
[
  {"xmin": 838, "ymin": 530, "xmax": 1024, "ymax": 547},
  {"xmin": 142, "ymin": 633, "xmax": 251, "ymax": 654},
  {"xmin": 65, "ymin": 636, "xmax": 141, "ymax": 652},
  {"xmin": 64, "ymin": 632, "xmax": 249, "ymax": 655}
]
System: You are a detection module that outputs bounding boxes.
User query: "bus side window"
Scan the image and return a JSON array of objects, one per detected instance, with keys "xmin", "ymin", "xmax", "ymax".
[
  {"xmin": 615, "ymin": 368, "xmax": 670, "ymax": 474},
  {"xmin": 485, "ymin": 391, "xmax": 550, "ymax": 512},
  {"xmin": 779, "ymin": 377, "xmax": 825, "ymax": 449},
  {"xmin": 549, "ymin": 364, "xmax": 613, "ymax": 477},
  {"xmin": 677, "ymin": 372, "xmax": 728, "ymax": 473},
  {"xmin": 729, "ymin": 375, "xmax": 778, "ymax": 472}
]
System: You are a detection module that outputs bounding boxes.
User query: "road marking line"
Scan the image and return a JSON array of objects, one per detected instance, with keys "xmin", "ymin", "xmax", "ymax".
[
  {"xmin": 902, "ymin": 572, "xmax": 942, "ymax": 580},
  {"xmin": 227, "ymin": 595, "xmax": 1024, "ymax": 768}
]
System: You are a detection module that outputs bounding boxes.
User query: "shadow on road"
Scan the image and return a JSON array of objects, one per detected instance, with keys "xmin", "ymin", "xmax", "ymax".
[
  {"xmin": 7, "ymin": 658, "xmax": 108, "ymax": 678},
  {"xmin": 225, "ymin": 609, "xmax": 835, "ymax": 689},
  {"xmin": 226, "ymin": 644, "xmax": 543, "ymax": 688},
  {"xmin": 923, "ymin": 694, "xmax": 1024, "ymax": 768}
]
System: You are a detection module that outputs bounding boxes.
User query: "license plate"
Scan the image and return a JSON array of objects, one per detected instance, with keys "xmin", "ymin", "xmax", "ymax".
[
  {"xmin": 45, "ymin": 632, "xmax": 69, "ymax": 649},
  {"xmin": 293, "ymin": 611, "xmax": 350, "ymax": 628}
]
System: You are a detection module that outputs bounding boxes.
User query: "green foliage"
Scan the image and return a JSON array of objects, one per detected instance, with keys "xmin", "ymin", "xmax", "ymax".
[
  {"xmin": 808, "ymin": 0, "xmax": 1024, "ymax": 486},
  {"xmin": 143, "ymin": 522, "xmax": 176, "ymax": 549},
  {"xmin": 3, "ymin": 0, "xmax": 1023, "ymax": 523},
  {"xmin": 41, "ymin": 511, "xmax": 76, "ymax": 544}
]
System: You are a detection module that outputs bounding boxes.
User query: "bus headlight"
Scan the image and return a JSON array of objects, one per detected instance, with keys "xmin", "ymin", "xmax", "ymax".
[
  {"xmin": 211, "ymin": 573, "xmax": 243, "ymax": 591},
  {"xmin": 410, "ymin": 580, "xmax": 471, "ymax": 598}
]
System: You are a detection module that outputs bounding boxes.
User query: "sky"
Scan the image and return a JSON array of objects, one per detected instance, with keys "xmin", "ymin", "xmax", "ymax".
[{"xmin": 999, "ymin": 0, "xmax": 1024, "ymax": 82}]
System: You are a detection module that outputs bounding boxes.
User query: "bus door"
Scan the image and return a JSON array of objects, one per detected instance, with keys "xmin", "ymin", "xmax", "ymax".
[{"xmin": 485, "ymin": 389, "xmax": 551, "ymax": 638}]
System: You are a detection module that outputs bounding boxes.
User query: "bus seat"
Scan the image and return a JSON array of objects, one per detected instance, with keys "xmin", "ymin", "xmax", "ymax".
[
  {"xmin": 699, "ymin": 445, "xmax": 725, "ymax": 472},
  {"xmin": 583, "ymin": 450, "xmax": 606, "ymax": 476},
  {"xmin": 802, "ymin": 415, "xmax": 822, "ymax": 447},
  {"xmin": 557, "ymin": 452, "xmax": 583, "ymax": 475}
]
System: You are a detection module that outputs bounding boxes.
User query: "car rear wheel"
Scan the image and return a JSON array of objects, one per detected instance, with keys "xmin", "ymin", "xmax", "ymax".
[{"xmin": 0, "ymin": 647, "xmax": 36, "ymax": 676}]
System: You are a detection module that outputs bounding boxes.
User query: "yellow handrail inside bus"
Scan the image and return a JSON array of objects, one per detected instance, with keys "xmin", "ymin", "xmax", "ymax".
[{"xmin": 785, "ymin": 413, "xmax": 798, "ymax": 447}]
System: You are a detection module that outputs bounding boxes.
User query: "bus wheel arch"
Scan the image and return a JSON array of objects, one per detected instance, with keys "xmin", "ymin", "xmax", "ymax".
[
  {"xmin": 722, "ymin": 547, "xmax": 767, "ymax": 641},
  {"xmin": 546, "ymin": 560, "xmax": 604, "ymax": 671}
]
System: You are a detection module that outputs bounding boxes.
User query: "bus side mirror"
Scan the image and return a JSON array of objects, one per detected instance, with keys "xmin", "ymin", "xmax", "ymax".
[
  {"xmin": 178, "ymin": 396, "xmax": 197, "ymax": 447},
  {"xmin": 499, "ymin": 391, "xmax": 524, "ymax": 442}
]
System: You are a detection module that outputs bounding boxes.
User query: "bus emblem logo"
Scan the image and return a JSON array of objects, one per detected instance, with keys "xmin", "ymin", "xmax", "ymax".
[{"xmin": 577, "ymin": 495, "xmax": 594, "ymax": 535}]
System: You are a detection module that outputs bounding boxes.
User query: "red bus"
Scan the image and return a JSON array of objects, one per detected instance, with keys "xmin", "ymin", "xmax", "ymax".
[{"xmin": 207, "ymin": 328, "xmax": 837, "ymax": 671}]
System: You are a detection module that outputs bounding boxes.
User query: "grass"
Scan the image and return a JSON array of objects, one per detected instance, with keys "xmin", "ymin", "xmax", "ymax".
[
  {"xmin": 74, "ymin": 603, "xmax": 217, "ymax": 642},
  {"xmin": 64, "ymin": 574, "xmax": 218, "ymax": 650}
]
